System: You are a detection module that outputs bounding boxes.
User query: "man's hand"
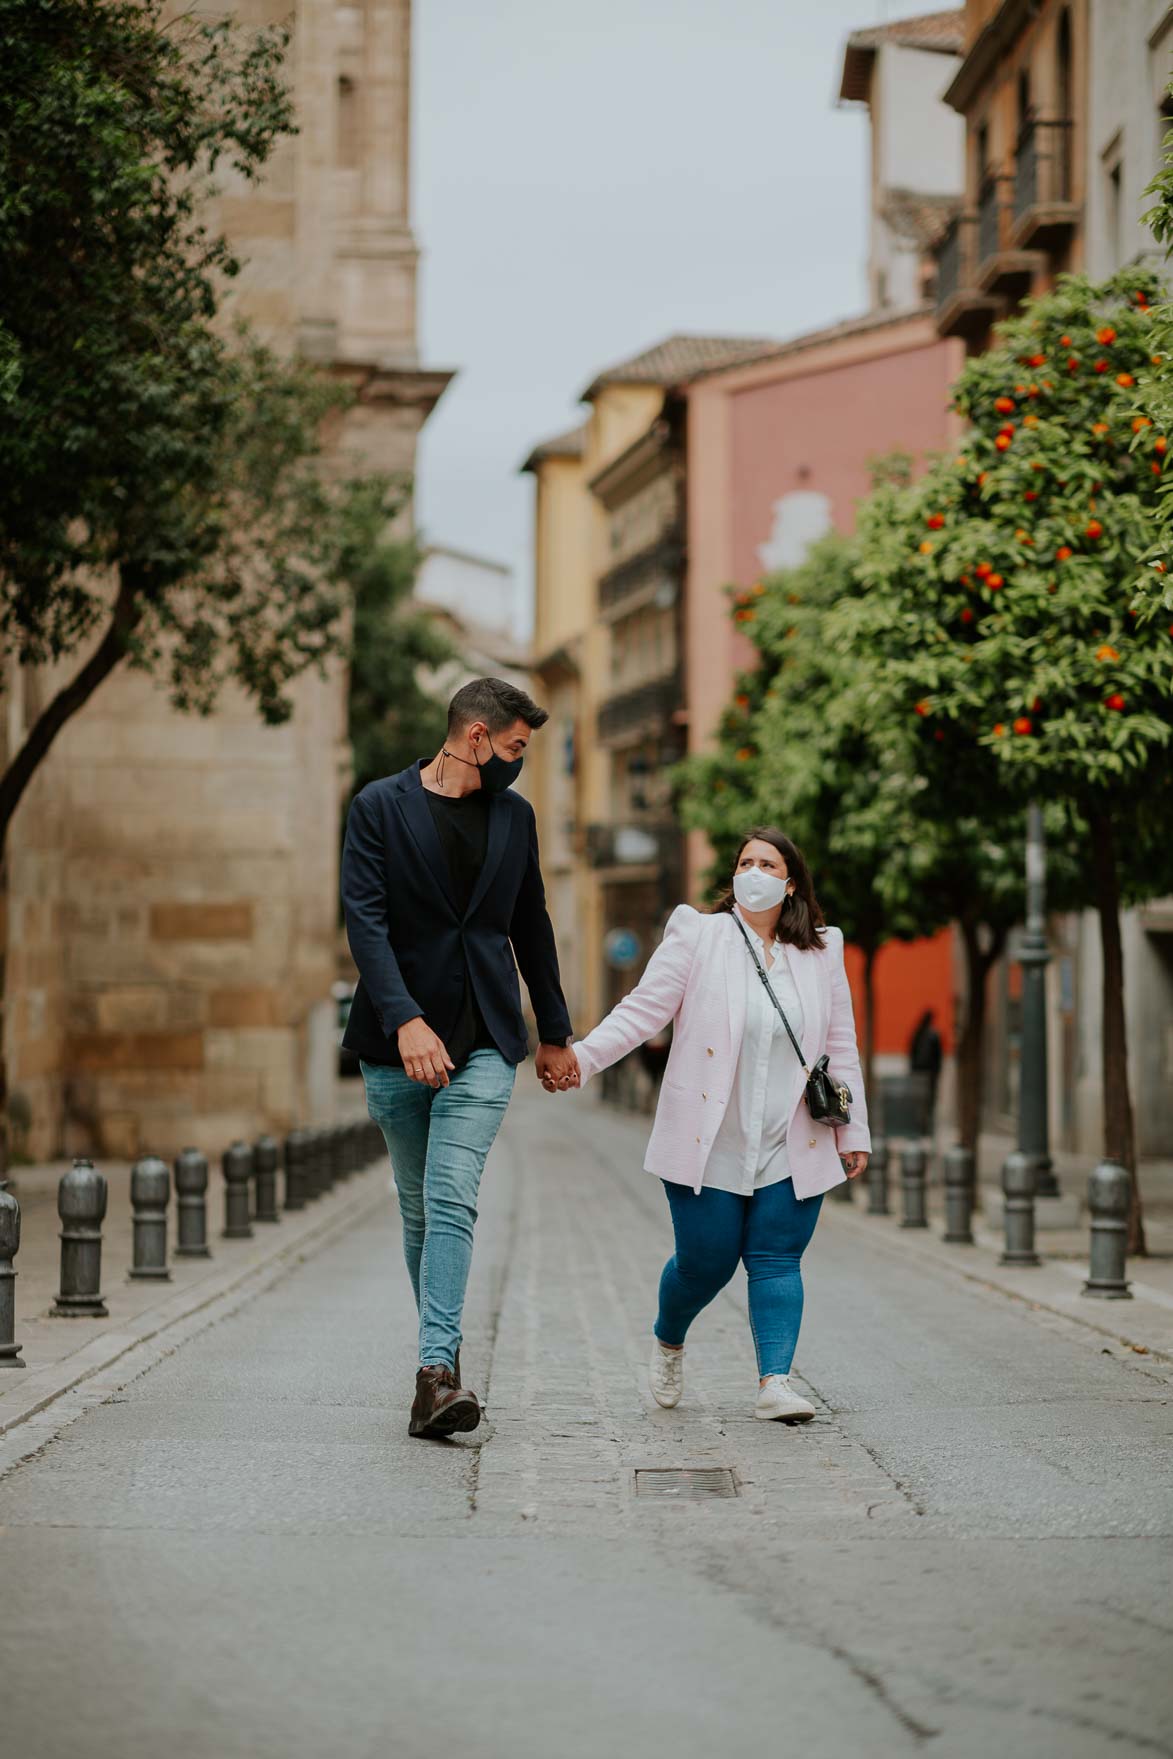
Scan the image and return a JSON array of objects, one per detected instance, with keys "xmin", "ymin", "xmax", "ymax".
[
  {"xmin": 536, "ymin": 1043, "xmax": 579, "ymax": 1094},
  {"xmin": 397, "ymin": 1017, "xmax": 455, "ymax": 1088},
  {"xmin": 842, "ymin": 1151, "xmax": 869, "ymax": 1179}
]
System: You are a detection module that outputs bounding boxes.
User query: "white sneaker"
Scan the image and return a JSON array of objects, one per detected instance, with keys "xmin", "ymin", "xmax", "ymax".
[
  {"xmin": 754, "ymin": 1375, "xmax": 816, "ymax": 1422},
  {"xmin": 649, "ymin": 1339, "xmax": 684, "ymax": 1408}
]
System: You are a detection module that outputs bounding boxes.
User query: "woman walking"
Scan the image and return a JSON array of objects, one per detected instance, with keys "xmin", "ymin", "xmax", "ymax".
[{"xmin": 562, "ymin": 829, "xmax": 869, "ymax": 1421}]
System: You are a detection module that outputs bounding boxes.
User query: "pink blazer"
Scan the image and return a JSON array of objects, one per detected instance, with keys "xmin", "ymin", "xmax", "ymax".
[{"xmin": 572, "ymin": 905, "xmax": 870, "ymax": 1199}]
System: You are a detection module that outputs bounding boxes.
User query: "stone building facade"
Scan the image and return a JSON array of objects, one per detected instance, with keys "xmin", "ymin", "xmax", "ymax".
[{"xmin": 2, "ymin": 0, "xmax": 449, "ymax": 1161}]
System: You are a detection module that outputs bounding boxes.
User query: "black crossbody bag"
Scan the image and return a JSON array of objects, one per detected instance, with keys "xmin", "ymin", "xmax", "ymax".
[{"xmin": 732, "ymin": 914, "xmax": 852, "ymax": 1128}]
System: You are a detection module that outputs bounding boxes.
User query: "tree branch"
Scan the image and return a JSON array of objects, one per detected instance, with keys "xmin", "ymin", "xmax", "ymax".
[{"xmin": 0, "ymin": 566, "xmax": 144, "ymax": 860}]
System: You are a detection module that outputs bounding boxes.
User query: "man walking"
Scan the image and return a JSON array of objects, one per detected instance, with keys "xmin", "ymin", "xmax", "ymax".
[{"xmin": 341, "ymin": 677, "xmax": 578, "ymax": 1438}]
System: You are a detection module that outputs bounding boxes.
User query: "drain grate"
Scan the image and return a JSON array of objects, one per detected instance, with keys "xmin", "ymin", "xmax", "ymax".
[{"xmin": 634, "ymin": 1467, "xmax": 738, "ymax": 1500}]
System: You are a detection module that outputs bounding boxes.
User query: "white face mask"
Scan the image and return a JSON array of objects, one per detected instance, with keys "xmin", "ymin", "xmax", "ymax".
[{"xmin": 733, "ymin": 866, "xmax": 790, "ymax": 912}]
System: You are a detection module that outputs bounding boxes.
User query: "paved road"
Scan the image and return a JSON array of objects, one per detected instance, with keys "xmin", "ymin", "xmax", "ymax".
[{"xmin": 3, "ymin": 1087, "xmax": 1171, "ymax": 1759}]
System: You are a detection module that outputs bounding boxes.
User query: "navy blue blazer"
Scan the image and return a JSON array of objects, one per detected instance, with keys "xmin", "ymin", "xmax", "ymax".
[{"xmin": 340, "ymin": 761, "xmax": 573, "ymax": 1066}]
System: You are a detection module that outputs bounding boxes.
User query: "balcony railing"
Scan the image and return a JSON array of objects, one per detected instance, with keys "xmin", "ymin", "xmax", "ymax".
[
  {"xmin": 1011, "ymin": 115, "xmax": 1078, "ymax": 248},
  {"xmin": 933, "ymin": 212, "xmax": 1004, "ymax": 340},
  {"xmin": 976, "ymin": 168, "xmax": 1042, "ymax": 294},
  {"xmin": 977, "ymin": 171, "xmax": 1007, "ymax": 266},
  {"xmin": 1015, "ymin": 115, "xmax": 1073, "ymax": 214},
  {"xmin": 935, "ymin": 212, "xmax": 969, "ymax": 314},
  {"xmin": 599, "ymin": 536, "xmax": 682, "ymax": 617},
  {"xmin": 596, "ymin": 672, "xmax": 681, "ymax": 745},
  {"xmin": 585, "ymin": 821, "xmax": 682, "ymax": 871}
]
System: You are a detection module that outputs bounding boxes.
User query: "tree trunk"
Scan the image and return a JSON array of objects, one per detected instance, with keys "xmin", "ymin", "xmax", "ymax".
[
  {"xmin": 861, "ymin": 939, "xmax": 877, "ymax": 1102},
  {"xmin": 0, "ymin": 568, "xmax": 143, "ymax": 860},
  {"xmin": 955, "ymin": 917, "xmax": 1006, "ymax": 1158},
  {"xmin": 0, "ymin": 567, "xmax": 144, "ymax": 1173},
  {"xmin": 1088, "ymin": 806, "xmax": 1145, "ymax": 1255}
]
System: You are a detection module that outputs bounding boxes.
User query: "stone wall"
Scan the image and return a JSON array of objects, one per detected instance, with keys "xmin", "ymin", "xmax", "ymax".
[{"xmin": 2, "ymin": 0, "xmax": 448, "ymax": 1163}]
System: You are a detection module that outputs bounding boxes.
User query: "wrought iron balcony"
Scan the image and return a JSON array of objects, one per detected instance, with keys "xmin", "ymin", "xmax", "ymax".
[
  {"xmin": 598, "ymin": 537, "xmax": 683, "ymax": 621},
  {"xmin": 1011, "ymin": 116, "xmax": 1078, "ymax": 250},
  {"xmin": 933, "ymin": 212, "xmax": 1004, "ymax": 342},
  {"xmin": 596, "ymin": 671, "xmax": 682, "ymax": 745},
  {"xmin": 976, "ymin": 170, "xmax": 1043, "ymax": 296},
  {"xmin": 585, "ymin": 820, "xmax": 682, "ymax": 871}
]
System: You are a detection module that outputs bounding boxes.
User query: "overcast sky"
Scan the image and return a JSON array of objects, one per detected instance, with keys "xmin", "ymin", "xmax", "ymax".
[{"xmin": 413, "ymin": 0, "xmax": 901, "ymax": 635}]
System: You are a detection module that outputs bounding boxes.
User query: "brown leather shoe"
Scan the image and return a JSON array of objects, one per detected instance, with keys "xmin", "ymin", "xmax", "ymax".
[{"xmin": 409, "ymin": 1364, "xmax": 481, "ymax": 1439}]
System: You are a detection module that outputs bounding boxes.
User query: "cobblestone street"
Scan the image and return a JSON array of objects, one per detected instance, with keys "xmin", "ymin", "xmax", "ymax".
[{"xmin": 2, "ymin": 1084, "xmax": 1172, "ymax": 1758}]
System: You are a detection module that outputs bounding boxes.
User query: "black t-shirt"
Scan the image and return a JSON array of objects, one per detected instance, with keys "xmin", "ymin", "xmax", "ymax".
[{"xmin": 422, "ymin": 788, "xmax": 498, "ymax": 1069}]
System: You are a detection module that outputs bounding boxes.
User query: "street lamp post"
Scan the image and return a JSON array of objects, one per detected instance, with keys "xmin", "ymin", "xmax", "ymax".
[{"xmin": 1019, "ymin": 801, "xmax": 1059, "ymax": 1198}]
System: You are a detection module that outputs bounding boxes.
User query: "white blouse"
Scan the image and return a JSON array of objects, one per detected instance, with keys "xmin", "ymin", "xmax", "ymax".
[{"xmin": 702, "ymin": 907, "xmax": 807, "ymax": 1196}]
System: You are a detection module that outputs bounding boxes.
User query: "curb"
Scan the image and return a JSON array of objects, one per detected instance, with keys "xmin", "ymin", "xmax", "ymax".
[{"xmin": 0, "ymin": 1168, "xmax": 390, "ymax": 1474}]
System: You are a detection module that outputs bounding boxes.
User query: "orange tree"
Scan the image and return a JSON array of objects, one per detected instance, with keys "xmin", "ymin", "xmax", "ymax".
[
  {"xmin": 678, "ymin": 531, "xmax": 1027, "ymax": 1125},
  {"xmin": 850, "ymin": 266, "xmax": 1173, "ymax": 1247}
]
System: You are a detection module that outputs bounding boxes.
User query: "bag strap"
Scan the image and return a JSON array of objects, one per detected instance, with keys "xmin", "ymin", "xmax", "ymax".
[{"xmin": 731, "ymin": 913, "xmax": 810, "ymax": 1076}]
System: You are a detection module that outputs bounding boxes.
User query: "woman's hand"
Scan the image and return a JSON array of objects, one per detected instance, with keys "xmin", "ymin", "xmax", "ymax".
[
  {"xmin": 537, "ymin": 1044, "xmax": 580, "ymax": 1094},
  {"xmin": 841, "ymin": 1151, "xmax": 869, "ymax": 1180}
]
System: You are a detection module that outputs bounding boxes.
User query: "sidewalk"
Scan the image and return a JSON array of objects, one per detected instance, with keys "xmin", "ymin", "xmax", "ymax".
[
  {"xmin": 0, "ymin": 1083, "xmax": 386, "ymax": 1452},
  {"xmin": 596, "ymin": 1097, "xmax": 1173, "ymax": 1367}
]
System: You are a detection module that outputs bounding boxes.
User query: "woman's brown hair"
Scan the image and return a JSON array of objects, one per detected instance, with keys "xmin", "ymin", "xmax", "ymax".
[{"xmin": 707, "ymin": 826, "xmax": 826, "ymax": 952}]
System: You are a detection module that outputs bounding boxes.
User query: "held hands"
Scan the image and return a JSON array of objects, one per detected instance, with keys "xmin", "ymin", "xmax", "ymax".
[
  {"xmin": 397, "ymin": 1017, "xmax": 455, "ymax": 1088},
  {"xmin": 841, "ymin": 1152, "xmax": 869, "ymax": 1179},
  {"xmin": 536, "ymin": 1043, "xmax": 580, "ymax": 1095}
]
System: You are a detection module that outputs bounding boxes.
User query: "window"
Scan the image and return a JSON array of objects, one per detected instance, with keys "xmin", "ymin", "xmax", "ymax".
[
  {"xmin": 1107, "ymin": 156, "xmax": 1124, "ymax": 270},
  {"xmin": 337, "ymin": 76, "xmax": 359, "ymax": 168}
]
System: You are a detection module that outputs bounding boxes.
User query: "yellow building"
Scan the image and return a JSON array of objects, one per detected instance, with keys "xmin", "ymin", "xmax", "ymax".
[{"xmin": 523, "ymin": 337, "xmax": 776, "ymax": 1079}]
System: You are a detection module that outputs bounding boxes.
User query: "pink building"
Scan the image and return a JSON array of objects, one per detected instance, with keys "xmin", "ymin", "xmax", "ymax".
[{"xmin": 684, "ymin": 307, "xmax": 965, "ymax": 1061}]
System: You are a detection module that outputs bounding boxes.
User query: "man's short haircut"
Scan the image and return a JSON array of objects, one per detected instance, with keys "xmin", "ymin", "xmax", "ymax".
[{"xmin": 447, "ymin": 677, "xmax": 549, "ymax": 737}]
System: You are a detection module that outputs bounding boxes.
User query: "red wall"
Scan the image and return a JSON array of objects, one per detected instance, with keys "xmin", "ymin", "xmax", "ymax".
[{"xmin": 844, "ymin": 930, "xmax": 955, "ymax": 1058}]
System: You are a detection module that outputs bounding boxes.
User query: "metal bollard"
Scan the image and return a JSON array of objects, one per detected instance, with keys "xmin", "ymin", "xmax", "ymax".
[
  {"xmin": 53, "ymin": 1159, "xmax": 109, "ymax": 1316},
  {"xmin": 899, "ymin": 1145, "xmax": 928, "ymax": 1228},
  {"xmin": 174, "ymin": 1149, "xmax": 211, "ymax": 1258},
  {"xmin": 283, "ymin": 1130, "xmax": 308, "ymax": 1211},
  {"xmin": 830, "ymin": 1162, "xmax": 854, "ymax": 1202},
  {"xmin": 999, "ymin": 1150, "xmax": 1040, "ymax": 1266},
  {"xmin": 129, "ymin": 1156, "xmax": 171, "ymax": 1280},
  {"xmin": 866, "ymin": 1140, "xmax": 890, "ymax": 1216},
  {"xmin": 321, "ymin": 1127, "xmax": 338, "ymax": 1195},
  {"xmin": 222, "ymin": 1141, "xmax": 254, "ymax": 1239},
  {"xmin": 253, "ymin": 1135, "xmax": 281, "ymax": 1223},
  {"xmin": 299, "ymin": 1129, "xmax": 318, "ymax": 1201},
  {"xmin": 942, "ymin": 1146, "xmax": 975, "ymax": 1245},
  {"xmin": 1082, "ymin": 1159, "xmax": 1132, "ymax": 1300},
  {"xmin": 0, "ymin": 1185, "xmax": 25, "ymax": 1366}
]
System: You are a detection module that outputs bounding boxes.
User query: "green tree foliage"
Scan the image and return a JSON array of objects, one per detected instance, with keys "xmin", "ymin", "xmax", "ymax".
[
  {"xmin": 852, "ymin": 269, "xmax": 1173, "ymax": 1244},
  {"xmin": 677, "ymin": 531, "xmax": 1048, "ymax": 1144},
  {"xmin": 0, "ymin": 0, "xmax": 391, "ymax": 850},
  {"xmin": 339, "ymin": 497, "xmax": 454, "ymax": 800}
]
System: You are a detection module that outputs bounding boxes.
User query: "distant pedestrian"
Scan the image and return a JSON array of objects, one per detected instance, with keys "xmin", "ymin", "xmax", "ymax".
[
  {"xmin": 909, "ymin": 1008, "xmax": 943, "ymax": 1123},
  {"xmin": 558, "ymin": 828, "xmax": 870, "ymax": 1423},
  {"xmin": 341, "ymin": 677, "xmax": 578, "ymax": 1440}
]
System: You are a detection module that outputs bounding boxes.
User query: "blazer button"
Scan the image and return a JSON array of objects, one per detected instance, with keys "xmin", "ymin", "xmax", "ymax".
[
  {"xmin": 706, "ymin": 1048, "xmax": 714, "ymax": 1057},
  {"xmin": 808, "ymin": 1138, "xmax": 817, "ymax": 1149},
  {"xmin": 696, "ymin": 1136, "xmax": 701, "ymax": 1144}
]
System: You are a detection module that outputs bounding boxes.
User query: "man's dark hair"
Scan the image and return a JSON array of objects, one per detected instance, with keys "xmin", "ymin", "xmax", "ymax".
[{"xmin": 447, "ymin": 677, "xmax": 548, "ymax": 737}]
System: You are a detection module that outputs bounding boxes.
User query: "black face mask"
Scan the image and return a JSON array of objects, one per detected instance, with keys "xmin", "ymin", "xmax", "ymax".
[{"xmin": 474, "ymin": 735, "xmax": 524, "ymax": 794}]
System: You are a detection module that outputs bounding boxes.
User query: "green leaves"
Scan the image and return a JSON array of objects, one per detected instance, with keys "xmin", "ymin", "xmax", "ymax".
[{"xmin": 0, "ymin": 0, "xmax": 390, "ymax": 741}]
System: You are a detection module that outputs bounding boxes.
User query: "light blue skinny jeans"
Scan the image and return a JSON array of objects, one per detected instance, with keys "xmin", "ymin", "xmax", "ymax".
[
  {"xmin": 361, "ymin": 1048, "xmax": 516, "ymax": 1370},
  {"xmin": 656, "ymin": 1178, "xmax": 824, "ymax": 1377}
]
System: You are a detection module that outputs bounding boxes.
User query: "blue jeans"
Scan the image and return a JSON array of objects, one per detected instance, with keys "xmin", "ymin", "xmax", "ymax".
[
  {"xmin": 655, "ymin": 1179, "xmax": 824, "ymax": 1377},
  {"xmin": 362, "ymin": 1049, "xmax": 516, "ymax": 1370}
]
